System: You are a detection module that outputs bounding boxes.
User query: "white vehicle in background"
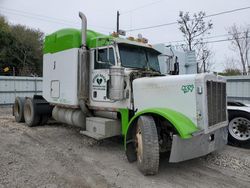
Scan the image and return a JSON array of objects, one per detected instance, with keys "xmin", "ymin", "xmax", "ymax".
[
  {"xmin": 155, "ymin": 44, "xmax": 250, "ymax": 146},
  {"xmin": 227, "ymin": 101, "xmax": 250, "ymax": 145}
]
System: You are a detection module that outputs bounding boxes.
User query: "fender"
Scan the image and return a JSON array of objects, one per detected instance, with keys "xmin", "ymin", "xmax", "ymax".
[
  {"xmin": 125, "ymin": 108, "xmax": 199, "ymax": 149},
  {"xmin": 227, "ymin": 105, "xmax": 250, "ymax": 114}
]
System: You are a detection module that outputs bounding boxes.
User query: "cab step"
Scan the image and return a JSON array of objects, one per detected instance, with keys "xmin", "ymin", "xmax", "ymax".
[{"xmin": 80, "ymin": 117, "xmax": 121, "ymax": 140}]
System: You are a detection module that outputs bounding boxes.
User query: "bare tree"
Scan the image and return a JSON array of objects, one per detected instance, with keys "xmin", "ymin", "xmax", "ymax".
[
  {"xmin": 177, "ymin": 11, "xmax": 213, "ymax": 73},
  {"xmin": 196, "ymin": 42, "xmax": 214, "ymax": 72},
  {"xmin": 228, "ymin": 24, "xmax": 250, "ymax": 75}
]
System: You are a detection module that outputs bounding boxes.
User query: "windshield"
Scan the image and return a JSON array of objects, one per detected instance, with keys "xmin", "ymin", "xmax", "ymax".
[{"xmin": 118, "ymin": 43, "xmax": 160, "ymax": 72}]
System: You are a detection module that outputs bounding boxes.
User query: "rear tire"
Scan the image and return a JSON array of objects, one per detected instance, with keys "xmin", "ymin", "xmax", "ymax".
[
  {"xmin": 135, "ymin": 115, "xmax": 159, "ymax": 175},
  {"xmin": 13, "ymin": 97, "xmax": 25, "ymax": 122},
  {"xmin": 228, "ymin": 110, "xmax": 250, "ymax": 146},
  {"xmin": 24, "ymin": 98, "xmax": 40, "ymax": 127}
]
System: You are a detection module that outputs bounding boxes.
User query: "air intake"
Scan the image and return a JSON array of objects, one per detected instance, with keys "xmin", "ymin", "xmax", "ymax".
[{"xmin": 207, "ymin": 81, "xmax": 227, "ymax": 127}]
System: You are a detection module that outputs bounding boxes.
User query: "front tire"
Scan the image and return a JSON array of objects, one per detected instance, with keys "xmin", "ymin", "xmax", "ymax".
[
  {"xmin": 228, "ymin": 111, "xmax": 250, "ymax": 146},
  {"xmin": 135, "ymin": 115, "xmax": 159, "ymax": 175}
]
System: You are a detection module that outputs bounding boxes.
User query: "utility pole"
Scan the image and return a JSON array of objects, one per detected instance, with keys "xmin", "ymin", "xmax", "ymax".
[
  {"xmin": 13, "ymin": 67, "xmax": 16, "ymax": 98},
  {"xmin": 196, "ymin": 55, "xmax": 199, "ymax": 73},
  {"xmin": 203, "ymin": 55, "xmax": 205, "ymax": 73},
  {"xmin": 116, "ymin": 11, "xmax": 120, "ymax": 34}
]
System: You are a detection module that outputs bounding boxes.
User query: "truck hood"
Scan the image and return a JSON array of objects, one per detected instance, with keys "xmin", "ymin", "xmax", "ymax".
[{"xmin": 132, "ymin": 74, "xmax": 198, "ymax": 126}]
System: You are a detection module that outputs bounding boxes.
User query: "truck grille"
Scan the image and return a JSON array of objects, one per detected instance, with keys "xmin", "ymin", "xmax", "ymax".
[{"xmin": 207, "ymin": 81, "xmax": 227, "ymax": 127}]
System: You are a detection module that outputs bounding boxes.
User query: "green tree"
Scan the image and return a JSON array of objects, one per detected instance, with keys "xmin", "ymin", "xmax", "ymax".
[
  {"xmin": 0, "ymin": 16, "xmax": 11, "ymax": 35},
  {"xmin": 0, "ymin": 16, "xmax": 16, "ymax": 76},
  {"xmin": 0, "ymin": 16, "xmax": 44, "ymax": 76},
  {"xmin": 219, "ymin": 68, "xmax": 242, "ymax": 76},
  {"xmin": 10, "ymin": 25, "xmax": 44, "ymax": 76}
]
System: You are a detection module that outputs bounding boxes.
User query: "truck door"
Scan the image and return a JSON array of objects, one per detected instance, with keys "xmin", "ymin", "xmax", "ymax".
[{"xmin": 91, "ymin": 47, "xmax": 116, "ymax": 102}]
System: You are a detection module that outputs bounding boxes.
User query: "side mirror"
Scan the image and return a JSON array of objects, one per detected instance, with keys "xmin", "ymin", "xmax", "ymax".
[{"xmin": 167, "ymin": 56, "xmax": 179, "ymax": 75}]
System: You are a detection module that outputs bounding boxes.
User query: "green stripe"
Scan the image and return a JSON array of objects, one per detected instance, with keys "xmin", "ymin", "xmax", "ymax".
[
  {"xmin": 119, "ymin": 108, "xmax": 129, "ymax": 136},
  {"xmin": 126, "ymin": 108, "xmax": 199, "ymax": 140}
]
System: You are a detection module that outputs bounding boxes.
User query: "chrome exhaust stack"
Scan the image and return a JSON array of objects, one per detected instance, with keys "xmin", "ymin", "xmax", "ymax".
[
  {"xmin": 79, "ymin": 12, "xmax": 87, "ymax": 47},
  {"xmin": 78, "ymin": 12, "xmax": 91, "ymax": 116}
]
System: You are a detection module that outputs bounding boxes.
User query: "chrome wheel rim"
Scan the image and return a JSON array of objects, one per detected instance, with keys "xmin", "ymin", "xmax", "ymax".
[{"xmin": 229, "ymin": 117, "xmax": 250, "ymax": 141}]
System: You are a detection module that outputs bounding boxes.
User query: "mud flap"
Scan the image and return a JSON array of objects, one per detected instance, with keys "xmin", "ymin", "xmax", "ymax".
[{"xmin": 169, "ymin": 127, "xmax": 228, "ymax": 162}]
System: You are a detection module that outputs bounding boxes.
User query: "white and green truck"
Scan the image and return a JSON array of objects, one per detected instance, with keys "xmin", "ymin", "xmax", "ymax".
[{"xmin": 13, "ymin": 12, "xmax": 228, "ymax": 175}]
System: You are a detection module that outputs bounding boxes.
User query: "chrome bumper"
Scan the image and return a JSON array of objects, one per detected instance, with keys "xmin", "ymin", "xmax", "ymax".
[{"xmin": 169, "ymin": 126, "xmax": 228, "ymax": 162}]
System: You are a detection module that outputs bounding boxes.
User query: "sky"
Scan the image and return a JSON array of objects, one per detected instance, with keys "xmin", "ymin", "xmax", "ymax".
[{"xmin": 0, "ymin": 0, "xmax": 250, "ymax": 72}]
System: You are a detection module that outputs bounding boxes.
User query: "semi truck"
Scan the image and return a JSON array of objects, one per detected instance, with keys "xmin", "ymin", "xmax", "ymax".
[{"xmin": 13, "ymin": 12, "xmax": 228, "ymax": 175}]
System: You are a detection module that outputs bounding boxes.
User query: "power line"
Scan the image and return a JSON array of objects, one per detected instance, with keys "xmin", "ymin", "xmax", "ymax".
[
  {"xmin": 164, "ymin": 33, "xmax": 245, "ymax": 44},
  {"xmin": 0, "ymin": 7, "xmax": 77, "ymax": 25},
  {"xmin": 0, "ymin": 6, "xmax": 113, "ymax": 30},
  {"xmin": 120, "ymin": 0, "xmax": 165, "ymax": 15},
  {"xmin": 205, "ymin": 36, "xmax": 250, "ymax": 44},
  {"xmin": 171, "ymin": 36, "xmax": 250, "ymax": 47},
  {"xmin": 0, "ymin": 9, "xmax": 78, "ymax": 27},
  {"xmin": 205, "ymin": 6, "xmax": 250, "ymax": 18},
  {"xmin": 0, "ymin": 6, "xmax": 113, "ymax": 32},
  {"xmin": 125, "ymin": 6, "xmax": 250, "ymax": 32},
  {"xmin": 126, "ymin": 21, "xmax": 176, "ymax": 32}
]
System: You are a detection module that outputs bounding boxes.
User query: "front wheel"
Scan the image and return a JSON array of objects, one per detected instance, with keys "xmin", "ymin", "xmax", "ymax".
[
  {"xmin": 228, "ymin": 111, "xmax": 250, "ymax": 146},
  {"xmin": 135, "ymin": 115, "xmax": 159, "ymax": 175}
]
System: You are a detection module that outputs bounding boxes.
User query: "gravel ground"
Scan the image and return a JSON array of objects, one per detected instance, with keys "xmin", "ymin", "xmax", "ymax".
[{"xmin": 0, "ymin": 106, "xmax": 250, "ymax": 188}]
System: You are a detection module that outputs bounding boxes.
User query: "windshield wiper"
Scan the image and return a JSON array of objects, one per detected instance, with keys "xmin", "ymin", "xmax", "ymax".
[
  {"xmin": 142, "ymin": 63, "xmax": 160, "ymax": 73},
  {"xmin": 148, "ymin": 67, "xmax": 161, "ymax": 73}
]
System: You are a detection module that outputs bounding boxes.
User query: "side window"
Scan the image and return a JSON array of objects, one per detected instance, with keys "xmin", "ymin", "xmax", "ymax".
[{"xmin": 95, "ymin": 48, "xmax": 115, "ymax": 69}]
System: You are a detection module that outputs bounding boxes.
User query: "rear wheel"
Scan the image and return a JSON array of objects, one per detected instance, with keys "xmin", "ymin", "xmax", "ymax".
[
  {"xmin": 135, "ymin": 115, "xmax": 159, "ymax": 175},
  {"xmin": 228, "ymin": 111, "xmax": 250, "ymax": 145},
  {"xmin": 13, "ymin": 97, "xmax": 25, "ymax": 122},
  {"xmin": 24, "ymin": 98, "xmax": 40, "ymax": 127}
]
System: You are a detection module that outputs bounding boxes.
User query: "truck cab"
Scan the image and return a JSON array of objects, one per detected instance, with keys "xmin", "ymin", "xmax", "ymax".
[{"xmin": 89, "ymin": 38, "xmax": 161, "ymax": 109}]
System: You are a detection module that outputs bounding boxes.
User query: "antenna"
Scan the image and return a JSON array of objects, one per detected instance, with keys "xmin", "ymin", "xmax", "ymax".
[
  {"xmin": 116, "ymin": 10, "xmax": 126, "ymax": 36},
  {"xmin": 116, "ymin": 11, "xmax": 120, "ymax": 33}
]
